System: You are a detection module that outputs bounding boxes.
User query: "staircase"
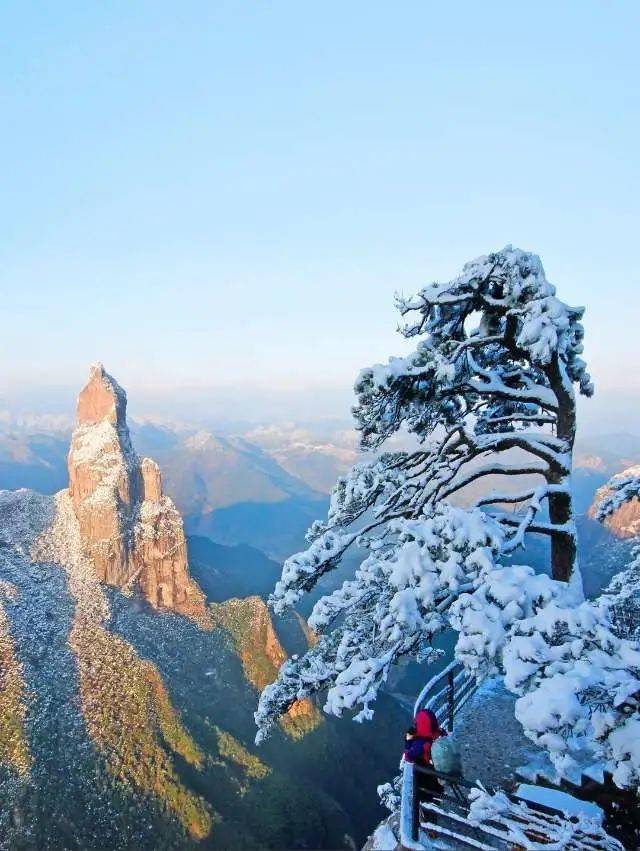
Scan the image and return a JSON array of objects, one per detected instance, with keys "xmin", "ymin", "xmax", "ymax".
[
  {"xmin": 399, "ymin": 660, "xmax": 477, "ymax": 849},
  {"xmin": 401, "ymin": 763, "xmax": 623, "ymax": 850},
  {"xmin": 515, "ymin": 764, "xmax": 639, "ymax": 850},
  {"xmin": 398, "ymin": 665, "xmax": 624, "ymax": 850}
]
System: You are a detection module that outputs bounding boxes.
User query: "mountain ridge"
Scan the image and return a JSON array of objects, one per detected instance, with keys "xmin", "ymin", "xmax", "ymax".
[
  {"xmin": 589, "ymin": 463, "xmax": 640, "ymax": 540},
  {"xmin": 0, "ymin": 366, "xmax": 406, "ymax": 849}
]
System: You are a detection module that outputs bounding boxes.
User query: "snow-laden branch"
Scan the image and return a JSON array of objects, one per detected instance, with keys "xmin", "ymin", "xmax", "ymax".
[
  {"xmin": 258, "ymin": 246, "xmax": 593, "ymax": 742},
  {"xmin": 483, "ymin": 413, "xmax": 557, "ymax": 426},
  {"xmin": 256, "ymin": 505, "xmax": 504, "ymax": 739},
  {"xmin": 475, "ymin": 485, "xmax": 548, "ymax": 508},
  {"xmin": 592, "ymin": 472, "xmax": 640, "ymax": 641},
  {"xmin": 465, "ymin": 351, "xmax": 560, "ymax": 412},
  {"xmin": 593, "ymin": 467, "xmax": 640, "ymax": 522},
  {"xmin": 437, "ymin": 461, "xmax": 549, "ymax": 505},
  {"xmin": 601, "ymin": 546, "xmax": 640, "ymax": 642},
  {"xmin": 451, "ymin": 563, "xmax": 640, "ymax": 789}
]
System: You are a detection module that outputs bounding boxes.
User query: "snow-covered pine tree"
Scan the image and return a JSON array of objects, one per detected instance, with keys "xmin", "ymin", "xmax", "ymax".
[
  {"xmin": 451, "ymin": 561, "xmax": 640, "ymax": 787},
  {"xmin": 255, "ymin": 246, "xmax": 594, "ymax": 740}
]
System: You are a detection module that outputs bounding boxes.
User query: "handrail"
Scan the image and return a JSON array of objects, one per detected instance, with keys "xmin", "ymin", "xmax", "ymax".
[
  {"xmin": 413, "ymin": 658, "xmax": 477, "ymax": 732},
  {"xmin": 400, "ymin": 659, "xmax": 479, "ymax": 848},
  {"xmin": 413, "ymin": 660, "xmax": 460, "ymax": 717},
  {"xmin": 409, "ymin": 765, "xmax": 623, "ymax": 850}
]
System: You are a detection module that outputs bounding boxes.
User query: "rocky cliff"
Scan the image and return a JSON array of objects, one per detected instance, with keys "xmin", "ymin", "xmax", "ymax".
[
  {"xmin": 589, "ymin": 464, "xmax": 640, "ymax": 539},
  {"xmin": 210, "ymin": 596, "xmax": 322, "ymax": 739},
  {"xmin": 0, "ymin": 366, "xmax": 406, "ymax": 849},
  {"xmin": 68, "ymin": 363, "xmax": 208, "ymax": 621}
]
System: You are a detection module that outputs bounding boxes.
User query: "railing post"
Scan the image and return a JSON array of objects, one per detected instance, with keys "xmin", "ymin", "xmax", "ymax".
[
  {"xmin": 448, "ymin": 667, "xmax": 455, "ymax": 732},
  {"xmin": 411, "ymin": 765, "xmax": 420, "ymax": 842}
]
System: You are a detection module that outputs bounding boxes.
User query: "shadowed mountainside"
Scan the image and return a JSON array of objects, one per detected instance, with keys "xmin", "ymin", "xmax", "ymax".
[{"xmin": 0, "ymin": 367, "xmax": 409, "ymax": 850}]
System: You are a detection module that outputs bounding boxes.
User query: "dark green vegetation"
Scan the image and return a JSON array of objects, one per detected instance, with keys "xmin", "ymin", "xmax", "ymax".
[
  {"xmin": 0, "ymin": 532, "xmax": 408, "ymax": 850},
  {"xmin": 109, "ymin": 585, "xmax": 409, "ymax": 850}
]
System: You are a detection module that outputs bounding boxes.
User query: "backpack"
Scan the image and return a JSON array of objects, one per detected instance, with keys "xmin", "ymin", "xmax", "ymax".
[
  {"xmin": 404, "ymin": 734, "xmax": 433, "ymax": 764},
  {"xmin": 431, "ymin": 735, "xmax": 462, "ymax": 775}
]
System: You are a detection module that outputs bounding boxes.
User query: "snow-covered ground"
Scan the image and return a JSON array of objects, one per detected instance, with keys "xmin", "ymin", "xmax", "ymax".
[{"xmin": 452, "ymin": 678, "xmax": 544, "ymax": 791}]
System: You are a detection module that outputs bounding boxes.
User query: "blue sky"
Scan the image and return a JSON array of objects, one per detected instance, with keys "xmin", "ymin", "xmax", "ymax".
[{"xmin": 1, "ymin": 1, "xmax": 638, "ymax": 428}]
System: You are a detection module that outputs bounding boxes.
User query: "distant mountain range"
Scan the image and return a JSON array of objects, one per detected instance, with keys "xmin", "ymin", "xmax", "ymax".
[
  {"xmin": 0, "ymin": 366, "xmax": 407, "ymax": 850},
  {"xmin": 0, "ymin": 430, "xmax": 69, "ymax": 493},
  {"xmin": 1, "ymin": 371, "xmax": 639, "ymax": 848},
  {"xmin": 133, "ymin": 426, "xmax": 319, "ymax": 511},
  {"xmin": 574, "ymin": 432, "xmax": 640, "ymax": 476},
  {"xmin": 242, "ymin": 423, "xmax": 358, "ymax": 493},
  {"xmin": 131, "ymin": 424, "xmax": 329, "ymax": 560},
  {"xmin": 0, "ymin": 419, "xmax": 339, "ymax": 560},
  {"xmin": 1, "ymin": 416, "xmax": 638, "ymax": 561}
]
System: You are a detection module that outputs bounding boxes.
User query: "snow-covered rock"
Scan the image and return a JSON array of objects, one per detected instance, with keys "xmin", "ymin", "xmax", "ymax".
[
  {"xmin": 589, "ymin": 466, "xmax": 640, "ymax": 539},
  {"xmin": 68, "ymin": 363, "xmax": 209, "ymax": 621}
]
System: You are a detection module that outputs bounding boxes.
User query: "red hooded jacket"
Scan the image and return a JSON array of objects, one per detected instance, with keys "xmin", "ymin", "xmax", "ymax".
[{"xmin": 404, "ymin": 709, "xmax": 445, "ymax": 765}]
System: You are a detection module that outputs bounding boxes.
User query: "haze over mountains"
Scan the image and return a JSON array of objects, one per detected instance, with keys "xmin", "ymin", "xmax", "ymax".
[
  {"xmin": 0, "ymin": 365, "xmax": 406, "ymax": 850},
  {"xmin": 0, "ymin": 364, "xmax": 639, "ymax": 850},
  {"xmin": 2, "ymin": 404, "xmax": 639, "ymax": 555},
  {"xmin": 132, "ymin": 426, "xmax": 329, "ymax": 560},
  {"xmin": 0, "ymin": 408, "xmax": 357, "ymax": 561}
]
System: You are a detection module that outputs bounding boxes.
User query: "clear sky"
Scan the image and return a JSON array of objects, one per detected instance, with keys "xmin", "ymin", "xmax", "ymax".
[{"xmin": 1, "ymin": 1, "xmax": 638, "ymax": 428}]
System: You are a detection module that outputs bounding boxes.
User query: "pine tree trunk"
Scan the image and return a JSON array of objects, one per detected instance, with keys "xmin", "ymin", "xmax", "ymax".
[
  {"xmin": 548, "ymin": 356, "xmax": 577, "ymax": 583},
  {"xmin": 548, "ymin": 488, "xmax": 575, "ymax": 582}
]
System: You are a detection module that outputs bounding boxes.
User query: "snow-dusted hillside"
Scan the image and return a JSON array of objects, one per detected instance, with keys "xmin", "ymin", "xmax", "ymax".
[{"xmin": 0, "ymin": 366, "xmax": 408, "ymax": 850}]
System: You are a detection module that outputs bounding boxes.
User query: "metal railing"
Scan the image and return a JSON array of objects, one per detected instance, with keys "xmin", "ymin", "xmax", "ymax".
[
  {"xmin": 413, "ymin": 659, "xmax": 477, "ymax": 732},
  {"xmin": 410, "ymin": 764, "xmax": 622, "ymax": 850},
  {"xmin": 400, "ymin": 660, "xmax": 478, "ymax": 848}
]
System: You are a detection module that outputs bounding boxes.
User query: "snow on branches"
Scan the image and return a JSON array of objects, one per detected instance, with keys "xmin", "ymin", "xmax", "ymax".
[
  {"xmin": 353, "ymin": 246, "xmax": 592, "ymax": 582},
  {"xmin": 594, "ymin": 469, "xmax": 640, "ymax": 642},
  {"xmin": 602, "ymin": 547, "xmax": 640, "ymax": 642},
  {"xmin": 357, "ymin": 247, "xmax": 591, "ymax": 447},
  {"xmin": 593, "ymin": 466, "xmax": 640, "ymax": 523},
  {"xmin": 450, "ymin": 563, "xmax": 558, "ymax": 679},
  {"xmin": 257, "ymin": 504, "xmax": 502, "ymax": 741},
  {"xmin": 451, "ymin": 560, "xmax": 640, "ymax": 789},
  {"xmin": 506, "ymin": 597, "xmax": 640, "ymax": 789},
  {"xmin": 257, "ymin": 247, "xmax": 597, "ymax": 755}
]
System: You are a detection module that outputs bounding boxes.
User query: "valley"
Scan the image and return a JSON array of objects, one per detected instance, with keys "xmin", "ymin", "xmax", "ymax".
[
  {"xmin": 0, "ymin": 366, "xmax": 407, "ymax": 850},
  {"xmin": 0, "ymin": 365, "xmax": 639, "ymax": 849}
]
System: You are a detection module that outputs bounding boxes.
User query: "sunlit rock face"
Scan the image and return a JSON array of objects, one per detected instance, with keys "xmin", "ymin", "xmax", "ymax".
[
  {"xmin": 68, "ymin": 363, "xmax": 208, "ymax": 620},
  {"xmin": 589, "ymin": 465, "xmax": 640, "ymax": 539},
  {"xmin": 210, "ymin": 595, "xmax": 322, "ymax": 739}
]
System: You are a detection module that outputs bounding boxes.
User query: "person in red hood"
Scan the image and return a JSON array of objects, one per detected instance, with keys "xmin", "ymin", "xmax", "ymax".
[
  {"xmin": 404, "ymin": 708, "xmax": 446, "ymax": 766},
  {"xmin": 403, "ymin": 709, "xmax": 447, "ymax": 807}
]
